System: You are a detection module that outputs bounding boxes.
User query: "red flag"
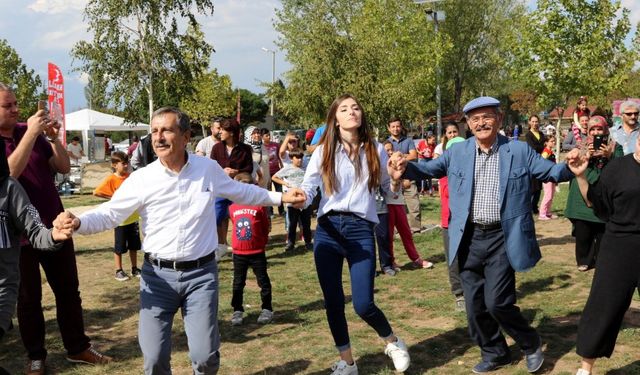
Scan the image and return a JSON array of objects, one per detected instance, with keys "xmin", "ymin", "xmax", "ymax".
[
  {"xmin": 47, "ymin": 63, "xmax": 66, "ymax": 144},
  {"xmin": 236, "ymin": 89, "xmax": 241, "ymax": 124}
]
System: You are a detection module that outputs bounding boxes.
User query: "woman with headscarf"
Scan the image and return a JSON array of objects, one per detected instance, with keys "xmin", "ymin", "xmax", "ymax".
[{"xmin": 564, "ymin": 116, "xmax": 621, "ymax": 271}]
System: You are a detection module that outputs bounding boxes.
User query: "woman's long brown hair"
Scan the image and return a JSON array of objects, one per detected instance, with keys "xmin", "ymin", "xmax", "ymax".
[{"xmin": 320, "ymin": 94, "xmax": 381, "ymax": 195}]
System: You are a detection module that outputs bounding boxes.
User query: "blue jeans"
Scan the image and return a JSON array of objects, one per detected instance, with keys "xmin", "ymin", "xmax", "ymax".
[
  {"xmin": 139, "ymin": 259, "xmax": 220, "ymax": 375},
  {"xmin": 314, "ymin": 213, "xmax": 393, "ymax": 351}
]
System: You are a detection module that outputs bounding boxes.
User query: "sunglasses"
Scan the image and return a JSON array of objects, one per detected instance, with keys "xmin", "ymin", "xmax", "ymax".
[{"xmin": 623, "ymin": 112, "xmax": 639, "ymax": 116}]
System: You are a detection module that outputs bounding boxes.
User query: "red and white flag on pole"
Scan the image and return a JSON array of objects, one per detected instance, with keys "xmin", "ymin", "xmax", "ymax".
[{"xmin": 47, "ymin": 62, "xmax": 66, "ymax": 144}]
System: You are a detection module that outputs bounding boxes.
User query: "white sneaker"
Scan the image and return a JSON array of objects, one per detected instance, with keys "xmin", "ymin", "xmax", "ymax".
[
  {"xmin": 384, "ymin": 337, "xmax": 410, "ymax": 372},
  {"xmin": 576, "ymin": 369, "xmax": 591, "ymax": 375},
  {"xmin": 330, "ymin": 360, "xmax": 358, "ymax": 375},
  {"xmin": 257, "ymin": 309, "xmax": 273, "ymax": 324},
  {"xmin": 215, "ymin": 244, "xmax": 228, "ymax": 262},
  {"xmin": 231, "ymin": 311, "xmax": 243, "ymax": 326}
]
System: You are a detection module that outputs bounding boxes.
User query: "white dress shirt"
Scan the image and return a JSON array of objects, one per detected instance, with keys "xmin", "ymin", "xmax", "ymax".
[
  {"xmin": 301, "ymin": 142, "xmax": 390, "ymax": 223},
  {"xmin": 77, "ymin": 154, "xmax": 281, "ymax": 261}
]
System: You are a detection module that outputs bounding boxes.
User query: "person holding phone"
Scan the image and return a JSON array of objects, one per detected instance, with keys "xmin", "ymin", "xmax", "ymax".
[
  {"xmin": 564, "ymin": 116, "xmax": 621, "ymax": 272},
  {"xmin": 0, "ymin": 83, "xmax": 112, "ymax": 373}
]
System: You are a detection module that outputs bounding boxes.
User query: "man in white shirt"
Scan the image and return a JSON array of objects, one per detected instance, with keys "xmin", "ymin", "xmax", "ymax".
[
  {"xmin": 54, "ymin": 107, "xmax": 304, "ymax": 375},
  {"xmin": 66, "ymin": 136, "xmax": 85, "ymax": 164},
  {"xmin": 195, "ymin": 118, "xmax": 221, "ymax": 157}
]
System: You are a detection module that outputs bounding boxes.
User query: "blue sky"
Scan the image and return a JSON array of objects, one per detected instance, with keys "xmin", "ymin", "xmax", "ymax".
[
  {"xmin": 0, "ymin": 0, "xmax": 637, "ymax": 113},
  {"xmin": 0, "ymin": 0, "xmax": 290, "ymax": 111}
]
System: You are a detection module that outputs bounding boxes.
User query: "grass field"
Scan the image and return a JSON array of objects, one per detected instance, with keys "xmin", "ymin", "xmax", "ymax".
[{"xmin": 1, "ymin": 188, "xmax": 639, "ymax": 374}]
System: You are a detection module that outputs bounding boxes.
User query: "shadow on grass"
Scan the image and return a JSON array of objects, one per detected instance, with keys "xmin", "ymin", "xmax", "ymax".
[
  {"xmin": 247, "ymin": 359, "xmax": 311, "ymax": 375},
  {"xmin": 306, "ymin": 327, "xmax": 474, "ymax": 375},
  {"xmin": 606, "ymin": 360, "xmax": 640, "ymax": 374},
  {"xmin": 517, "ymin": 273, "xmax": 572, "ymax": 299},
  {"xmin": 220, "ymin": 296, "xmax": 351, "ymax": 345},
  {"xmin": 538, "ymin": 234, "xmax": 575, "ymax": 247}
]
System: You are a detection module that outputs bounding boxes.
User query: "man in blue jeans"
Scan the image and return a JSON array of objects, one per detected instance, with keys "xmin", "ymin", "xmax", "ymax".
[{"xmin": 56, "ymin": 107, "xmax": 304, "ymax": 375}]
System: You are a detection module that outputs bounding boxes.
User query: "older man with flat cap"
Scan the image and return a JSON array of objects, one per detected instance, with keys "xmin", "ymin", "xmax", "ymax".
[{"xmin": 389, "ymin": 96, "xmax": 580, "ymax": 373}]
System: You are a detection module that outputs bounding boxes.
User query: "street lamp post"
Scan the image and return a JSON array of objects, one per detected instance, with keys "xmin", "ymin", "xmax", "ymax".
[
  {"xmin": 414, "ymin": 0, "xmax": 444, "ymax": 139},
  {"xmin": 261, "ymin": 47, "xmax": 276, "ymax": 118}
]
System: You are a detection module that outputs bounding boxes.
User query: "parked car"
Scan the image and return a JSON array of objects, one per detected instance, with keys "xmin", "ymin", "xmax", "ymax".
[{"xmin": 271, "ymin": 130, "xmax": 287, "ymax": 144}]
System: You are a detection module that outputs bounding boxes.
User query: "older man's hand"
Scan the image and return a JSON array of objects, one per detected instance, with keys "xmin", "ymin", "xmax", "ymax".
[
  {"xmin": 387, "ymin": 151, "xmax": 406, "ymax": 181},
  {"xmin": 282, "ymin": 188, "xmax": 306, "ymax": 209},
  {"xmin": 565, "ymin": 148, "xmax": 590, "ymax": 177}
]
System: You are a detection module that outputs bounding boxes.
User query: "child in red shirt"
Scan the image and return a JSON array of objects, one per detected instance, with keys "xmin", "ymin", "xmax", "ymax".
[
  {"xmin": 228, "ymin": 172, "xmax": 273, "ymax": 326},
  {"xmin": 93, "ymin": 151, "xmax": 141, "ymax": 281}
]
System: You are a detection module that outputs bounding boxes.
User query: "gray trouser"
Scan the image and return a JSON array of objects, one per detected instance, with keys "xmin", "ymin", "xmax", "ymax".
[
  {"xmin": 139, "ymin": 259, "xmax": 220, "ymax": 375},
  {"xmin": 403, "ymin": 181, "xmax": 421, "ymax": 232}
]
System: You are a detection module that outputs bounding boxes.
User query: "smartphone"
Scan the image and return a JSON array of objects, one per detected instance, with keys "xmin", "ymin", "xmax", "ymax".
[
  {"xmin": 37, "ymin": 100, "xmax": 49, "ymax": 115},
  {"xmin": 593, "ymin": 135, "xmax": 608, "ymax": 150}
]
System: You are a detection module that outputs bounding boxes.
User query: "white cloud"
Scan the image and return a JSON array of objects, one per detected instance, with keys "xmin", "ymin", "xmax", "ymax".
[
  {"xmin": 28, "ymin": 0, "xmax": 86, "ymax": 14},
  {"xmin": 38, "ymin": 22, "xmax": 89, "ymax": 50},
  {"xmin": 621, "ymin": 0, "xmax": 640, "ymax": 29}
]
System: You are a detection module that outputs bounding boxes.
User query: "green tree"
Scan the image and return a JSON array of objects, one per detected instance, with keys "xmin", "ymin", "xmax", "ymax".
[
  {"xmin": 71, "ymin": 0, "xmax": 214, "ymax": 123},
  {"xmin": 238, "ymin": 89, "xmax": 269, "ymax": 125},
  {"xmin": 438, "ymin": 0, "xmax": 527, "ymax": 113},
  {"xmin": 275, "ymin": 0, "xmax": 442, "ymax": 130},
  {"xmin": 514, "ymin": 0, "xmax": 637, "ymax": 152},
  {"xmin": 180, "ymin": 69, "xmax": 235, "ymax": 135},
  {"xmin": 515, "ymin": 0, "xmax": 635, "ymax": 115},
  {"xmin": 0, "ymin": 39, "xmax": 44, "ymax": 120}
]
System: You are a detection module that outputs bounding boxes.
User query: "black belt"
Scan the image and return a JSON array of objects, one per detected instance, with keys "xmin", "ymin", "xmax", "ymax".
[
  {"xmin": 324, "ymin": 210, "xmax": 356, "ymax": 217},
  {"xmin": 471, "ymin": 222, "xmax": 502, "ymax": 231},
  {"xmin": 144, "ymin": 252, "xmax": 215, "ymax": 271}
]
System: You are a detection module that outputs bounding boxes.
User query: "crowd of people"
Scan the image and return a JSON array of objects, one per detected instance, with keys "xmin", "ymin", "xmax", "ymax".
[{"xmin": 0, "ymin": 78, "xmax": 639, "ymax": 375}]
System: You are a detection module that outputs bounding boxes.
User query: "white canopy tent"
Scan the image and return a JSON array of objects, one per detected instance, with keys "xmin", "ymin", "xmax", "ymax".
[{"xmin": 65, "ymin": 109, "xmax": 149, "ymax": 161}]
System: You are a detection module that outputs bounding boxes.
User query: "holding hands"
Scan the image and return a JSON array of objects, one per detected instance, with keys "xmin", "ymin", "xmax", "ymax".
[
  {"xmin": 52, "ymin": 211, "xmax": 80, "ymax": 242},
  {"xmin": 565, "ymin": 148, "xmax": 590, "ymax": 177},
  {"xmin": 387, "ymin": 151, "xmax": 406, "ymax": 181},
  {"xmin": 282, "ymin": 187, "xmax": 306, "ymax": 209}
]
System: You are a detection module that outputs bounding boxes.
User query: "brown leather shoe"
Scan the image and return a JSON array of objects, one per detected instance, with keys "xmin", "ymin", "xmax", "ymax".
[
  {"xmin": 66, "ymin": 346, "xmax": 113, "ymax": 365},
  {"xmin": 25, "ymin": 359, "xmax": 45, "ymax": 375}
]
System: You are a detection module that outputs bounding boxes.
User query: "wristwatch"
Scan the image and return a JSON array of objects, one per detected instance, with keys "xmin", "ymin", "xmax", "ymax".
[{"xmin": 46, "ymin": 136, "xmax": 57, "ymax": 143}]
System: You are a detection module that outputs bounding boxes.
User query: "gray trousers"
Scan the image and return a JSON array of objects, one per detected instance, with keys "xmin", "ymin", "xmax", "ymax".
[
  {"xmin": 402, "ymin": 181, "xmax": 421, "ymax": 232},
  {"xmin": 139, "ymin": 259, "xmax": 220, "ymax": 375}
]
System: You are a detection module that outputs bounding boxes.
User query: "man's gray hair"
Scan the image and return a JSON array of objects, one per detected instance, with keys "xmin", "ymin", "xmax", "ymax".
[
  {"xmin": 151, "ymin": 107, "xmax": 190, "ymax": 133},
  {"xmin": 620, "ymin": 100, "xmax": 640, "ymax": 113},
  {"xmin": 0, "ymin": 82, "xmax": 14, "ymax": 93}
]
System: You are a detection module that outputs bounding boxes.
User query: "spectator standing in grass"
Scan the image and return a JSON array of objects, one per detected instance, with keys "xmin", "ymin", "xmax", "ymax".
[
  {"xmin": 564, "ymin": 116, "xmax": 619, "ymax": 272},
  {"xmin": 0, "ymin": 83, "xmax": 112, "ymax": 374},
  {"xmin": 195, "ymin": 118, "xmax": 221, "ymax": 157},
  {"xmin": 525, "ymin": 114, "xmax": 546, "ymax": 215},
  {"xmin": 299, "ymin": 94, "xmax": 410, "ymax": 375},
  {"xmin": 437, "ymin": 135, "xmax": 466, "ymax": 312},
  {"xmin": 228, "ymin": 172, "xmax": 273, "ymax": 326},
  {"xmin": 271, "ymin": 148, "xmax": 312, "ymax": 251},
  {"xmin": 93, "ymin": 151, "xmax": 141, "ymax": 281},
  {"xmin": 538, "ymin": 135, "xmax": 558, "ymax": 221},
  {"xmin": 210, "ymin": 118, "xmax": 254, "ymax": 259},
  {"xmin": 382, "ymin": 141, "xmax": 433, "ymax": 270}
]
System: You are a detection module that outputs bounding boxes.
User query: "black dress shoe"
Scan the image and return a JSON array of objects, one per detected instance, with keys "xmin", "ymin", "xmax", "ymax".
[{"xmin": 472, "ymin": 358, "xmax": 511, "ymax": 374}]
